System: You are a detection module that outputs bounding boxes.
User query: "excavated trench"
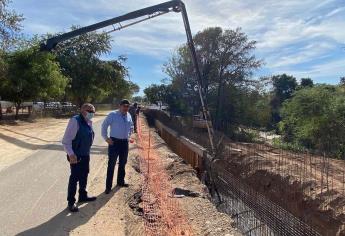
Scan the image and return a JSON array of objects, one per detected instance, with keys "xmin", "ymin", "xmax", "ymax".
[{"xmin": 144, "ymin": 110, "xmax": 325, "ymax": 236}]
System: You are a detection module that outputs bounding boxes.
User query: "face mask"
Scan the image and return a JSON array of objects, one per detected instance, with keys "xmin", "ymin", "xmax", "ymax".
[{"xmin": 86, "ymin": 112, "xmax": 94, "ymax": 120}]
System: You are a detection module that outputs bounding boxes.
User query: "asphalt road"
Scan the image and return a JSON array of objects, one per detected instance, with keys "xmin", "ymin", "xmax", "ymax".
[{"xmin": 0, "ymin": 119, "xmax": 108, "ymax": 236}]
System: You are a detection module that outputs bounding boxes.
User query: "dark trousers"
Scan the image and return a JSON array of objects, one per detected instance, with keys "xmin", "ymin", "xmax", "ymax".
[
  {"xmin": 67, "ymin": 155, "xmax": 90, "ymax": 205},
  {"xmin": 106, "ymin": 138, "xmax": 129, "ymax": 190},
  {"xmin": 131, "ymin": 114, "xmax": 137, "ymax": 132}
]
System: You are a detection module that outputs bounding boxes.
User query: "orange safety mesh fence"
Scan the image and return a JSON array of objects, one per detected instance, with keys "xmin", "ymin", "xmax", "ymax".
[{"xmin": 136, "ymin": 115, "xmax": 193, "ymax": 236}]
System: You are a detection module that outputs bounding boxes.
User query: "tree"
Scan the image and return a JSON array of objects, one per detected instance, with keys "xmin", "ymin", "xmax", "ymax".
[
  {"xmin": 0, "ymin": 0, "xmax": 24, "ymax": 82},
  {"xmin": 53, "ymin": 27, "xmax": 137, "ymax": 106},
  {"xmin": 144, "ymin": 84, "xmax": 169, "ymax": 104},
  {"xmin": 300, "ymin": 78, "xmax": 313, "ymax": 88},
  {"xmin": 0, "ymin": 0, "xmax": 24, "ymax": 50},
  {"xmin": 144, "ymin": 83, "xmax": 189, "ymax": 115},
  {"xmin": 54, "ymin": 27, "xmax": 110, "ymax": 105},
  {"xmin": 163, "ymin": 27, "xmax": 262, "ymax": 129},
  {"xmin": 279, "ymin": 85, "xmax": 345, "ymax": 156},
  {"xmin": 270, "ymin": 74, "xmax": 297, "ymax": 125},
  {"xmin": 340, "ymin": 77, "xmax": 345, "ymax": 86},
  {"xmin": 2, "ymin": 46, "xmax": 68, "ymax": 119}
]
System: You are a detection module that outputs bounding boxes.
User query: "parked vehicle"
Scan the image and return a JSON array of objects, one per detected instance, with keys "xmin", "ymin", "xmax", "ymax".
[
  {"xmin": 45, "ymin": 102, "xmax": 62, "ymax": 110},
  {"xmin": 33, "ymin": 102, "xmax": 44, "ymax": 111},
  {"xmin": 61, "ymin": 102, "xmax": 77, "ymax": 112}
]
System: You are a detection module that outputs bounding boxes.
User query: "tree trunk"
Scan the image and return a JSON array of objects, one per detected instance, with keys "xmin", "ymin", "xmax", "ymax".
[
  {"xmin": 15, "ymin": 103, "xmax": 20, "ymax": 120},
  {"xmin": 215, "ymin": 80, "xmax": 224, "ymax": 130}
]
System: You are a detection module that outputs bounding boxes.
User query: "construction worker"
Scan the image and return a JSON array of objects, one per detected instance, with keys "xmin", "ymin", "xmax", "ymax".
[
  {"xmin": 62, "ymin": 103, "xmax": 97, "ymax": 212},
  {"xmin": 101, "ymin": 99, "xmax": 133, "ymax": 194},
  {"xmin": 128, "ymin": 102, "xmax": 138, "ymax": 133}
]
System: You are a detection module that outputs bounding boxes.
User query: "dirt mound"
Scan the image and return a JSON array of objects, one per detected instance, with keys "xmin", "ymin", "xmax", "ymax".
[
  {"xmin": 220, "ymin": 146, "xmax": 345, "ymax": 236},
  {"xmin": 150, "ymin": 129, "xmax": 240, "ymax": 236}
]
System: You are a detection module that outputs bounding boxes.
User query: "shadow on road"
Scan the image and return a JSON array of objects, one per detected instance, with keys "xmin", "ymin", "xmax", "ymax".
[
  {"xmin": 0, "ymin": 133, "xmax": 109, "ymax": 155},
  {"xmin": 0, "ymin": 127, "xmax": 60, "ymax": 142},
  {"xmin": 0, "ymin": 132, "xmax": 137, "ymax": 155},
  {"xmin": 16, "ymin": 187, "xmax": 121, "ymax": 236}
]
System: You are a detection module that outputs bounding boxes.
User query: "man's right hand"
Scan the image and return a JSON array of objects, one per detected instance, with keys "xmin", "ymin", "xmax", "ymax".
[
  {"xmin": 69, "ymin": 154, "xmax": 78, "ymax": 164},
  {"xmin": 106, "ymin": 138, "xmax": 114, "ymax": 145}
]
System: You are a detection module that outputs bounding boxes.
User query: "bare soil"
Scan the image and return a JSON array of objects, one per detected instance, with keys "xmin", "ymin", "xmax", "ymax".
[
  {"xmin": 222, "ymin": 143, "xmax": 345, "ymax": 236},
  {"xmin": 143, "ymin": 123, "xmax": 241, "ymax": 236}
]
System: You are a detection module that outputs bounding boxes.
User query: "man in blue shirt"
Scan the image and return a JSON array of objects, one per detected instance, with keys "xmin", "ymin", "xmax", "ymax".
[{"xmin": 101, "ymin": 99, "xmax": 133, "ymax": 194}]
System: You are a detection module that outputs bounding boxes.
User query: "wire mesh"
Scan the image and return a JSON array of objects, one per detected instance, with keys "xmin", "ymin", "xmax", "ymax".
[{"xmin": 152, "ymin": 118, "xmax": 325, "ymax": 236}]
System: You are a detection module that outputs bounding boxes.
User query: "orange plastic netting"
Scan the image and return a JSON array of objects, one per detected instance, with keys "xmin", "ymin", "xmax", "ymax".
[{"xmin": 136, "ymin": 116, "xmax": 192, "ymax": 236}]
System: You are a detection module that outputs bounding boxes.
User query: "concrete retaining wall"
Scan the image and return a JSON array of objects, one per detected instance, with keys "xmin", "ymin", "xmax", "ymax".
[{"xmin": 154, "ymin": 119, "xmax": 208, "ymax": 173}]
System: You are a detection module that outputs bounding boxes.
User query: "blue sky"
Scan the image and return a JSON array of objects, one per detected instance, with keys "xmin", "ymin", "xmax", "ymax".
[{"xmin": 11, "ymin": 0, "xmax": 345, "ymax": 95}]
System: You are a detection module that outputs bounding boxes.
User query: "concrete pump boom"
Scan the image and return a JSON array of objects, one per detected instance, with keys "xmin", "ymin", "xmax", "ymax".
[{"xmin": 41, "ymin": 0, "xmax": 215, "ymax": 153}]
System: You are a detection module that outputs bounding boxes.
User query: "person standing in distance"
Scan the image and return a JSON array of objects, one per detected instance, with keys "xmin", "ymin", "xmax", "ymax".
[
  {"xmin": 101, "ymin": 99, "xmax": 133, "ymax": 194},
  {"xmin": 62, "ymin": 103, "xmax": 97, "ymax": 212},
  {"xmin": 128, "ymin": 102, "xmax": 138, "ymax": 133}
]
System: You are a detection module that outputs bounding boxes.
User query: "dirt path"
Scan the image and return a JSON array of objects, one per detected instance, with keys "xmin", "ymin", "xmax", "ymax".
[{"xmin": 0, "ymin": 112, "xmax": 107, "ymax": 172}]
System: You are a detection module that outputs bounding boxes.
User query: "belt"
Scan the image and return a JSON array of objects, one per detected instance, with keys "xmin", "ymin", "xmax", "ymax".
[{"xmin": 111, "ymin": 137, "xmax": 128, "ymax": 142}]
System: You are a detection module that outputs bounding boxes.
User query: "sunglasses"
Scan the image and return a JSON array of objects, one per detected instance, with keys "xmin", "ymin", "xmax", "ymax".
[
  {"xmin": 86, "ymin": 110, "xmax": 95, "ymax": 113},
  {"xmin": 122, "ymin": 105, "xmax": 130, "ymax": 108}
]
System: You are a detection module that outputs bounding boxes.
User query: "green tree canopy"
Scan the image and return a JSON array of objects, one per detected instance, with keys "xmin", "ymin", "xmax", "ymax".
[
  {"xmin": 144, "ymin": 83, "xmax": 189, "ymax": 115},
  {"xmin": 163, "ymin": 27, "xmax": 262, "ymax": 129},
  {"xmin": 0, "ymin": 0, "xmax": 24, "ymax": 84},
  {"xmin": 279, "ymin": 85, "xmax": 345, "ymax": 156},
  {"xmin": 340, "ymin": 76, "xmax": 345, "ymax": 86},
  {"xmin": 0, "ymin": 0, "xmax": 23, "ymax": 51},
  {"xmin": 1, "ymin": 46, "xmax": 68, "ymax": 118},
  {"xmin": 144, "ymin": 84, "xmax": 169, "ymax": 104},
  {"xmin": 270, "ymin": 74, "xmax": 297, "ymax": 125},
  {"xmin": 53, "ymin": 27, "xmax": 138, "ymax": 105},
  {"xmin": 300, "ymin": 78, "xmax": 314, "ymax": 88}
]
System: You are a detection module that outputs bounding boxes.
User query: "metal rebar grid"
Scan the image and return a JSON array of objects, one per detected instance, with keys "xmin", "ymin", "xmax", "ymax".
[
  {"xmin": 149, "ymin": 116, "xmax": 342, "ymax": 235},
  {"xmin": 154, "ymin": 122, "xmax": 322, "ymax": 235},
  {"xmin": 212, "ymin": 160, "xmax": 321, "ymax": 236},
  {"xmin": 136, "ymin": 116, "xmax": 193, "ymax": 236},
  {"xmin": 230, "ymin": 141, "xmax": 345, "ymax": 211}
]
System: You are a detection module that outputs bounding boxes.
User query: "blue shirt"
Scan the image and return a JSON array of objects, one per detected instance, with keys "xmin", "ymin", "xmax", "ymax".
[{"xmin": 101, "ymin": 110, "xmax": 133, "ymax": 140}]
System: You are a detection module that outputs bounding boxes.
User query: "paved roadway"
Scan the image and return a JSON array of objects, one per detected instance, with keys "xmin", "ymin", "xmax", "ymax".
[{"xmin": 0, "ymin": 120, "xmax": 107, "ymax": 236}]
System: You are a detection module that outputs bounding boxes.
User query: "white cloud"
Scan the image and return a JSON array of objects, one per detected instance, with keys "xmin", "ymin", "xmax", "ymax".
[
  {"xmin": 268, "ymin": 42, "xmax": 336, "ymax": 68},
  {"xmin": 16, "ymin": 0, "xmax": 345, "ymax": 82},
  {"xmin": 275, "ymin": 57, "xmax": 345, "ymax": 81},
  {"xmin": 111, "ymin": 33, "xmax": 181, "ymax": 56}
]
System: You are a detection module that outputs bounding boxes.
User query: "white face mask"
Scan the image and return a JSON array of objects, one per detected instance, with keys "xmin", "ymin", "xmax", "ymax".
[{"xmin": 86, "ymin": 112, "xmax": 94, "ymax": 120}]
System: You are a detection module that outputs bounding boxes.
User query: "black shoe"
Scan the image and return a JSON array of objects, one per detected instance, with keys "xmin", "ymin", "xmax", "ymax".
[
  {"xmin": 78, "ymin": 196, "xmax": 97, "ymax": 202},
  {"xmin": 105, "ymin": 189, "xmax": 112, "ymax": 194},
  {"xmin": 68, "ymin": 204, "xmax": 79, "ymax": 212},
  {"xmin": 117, "ymin": 183, "xmax": 129, "ymax": 188}
]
